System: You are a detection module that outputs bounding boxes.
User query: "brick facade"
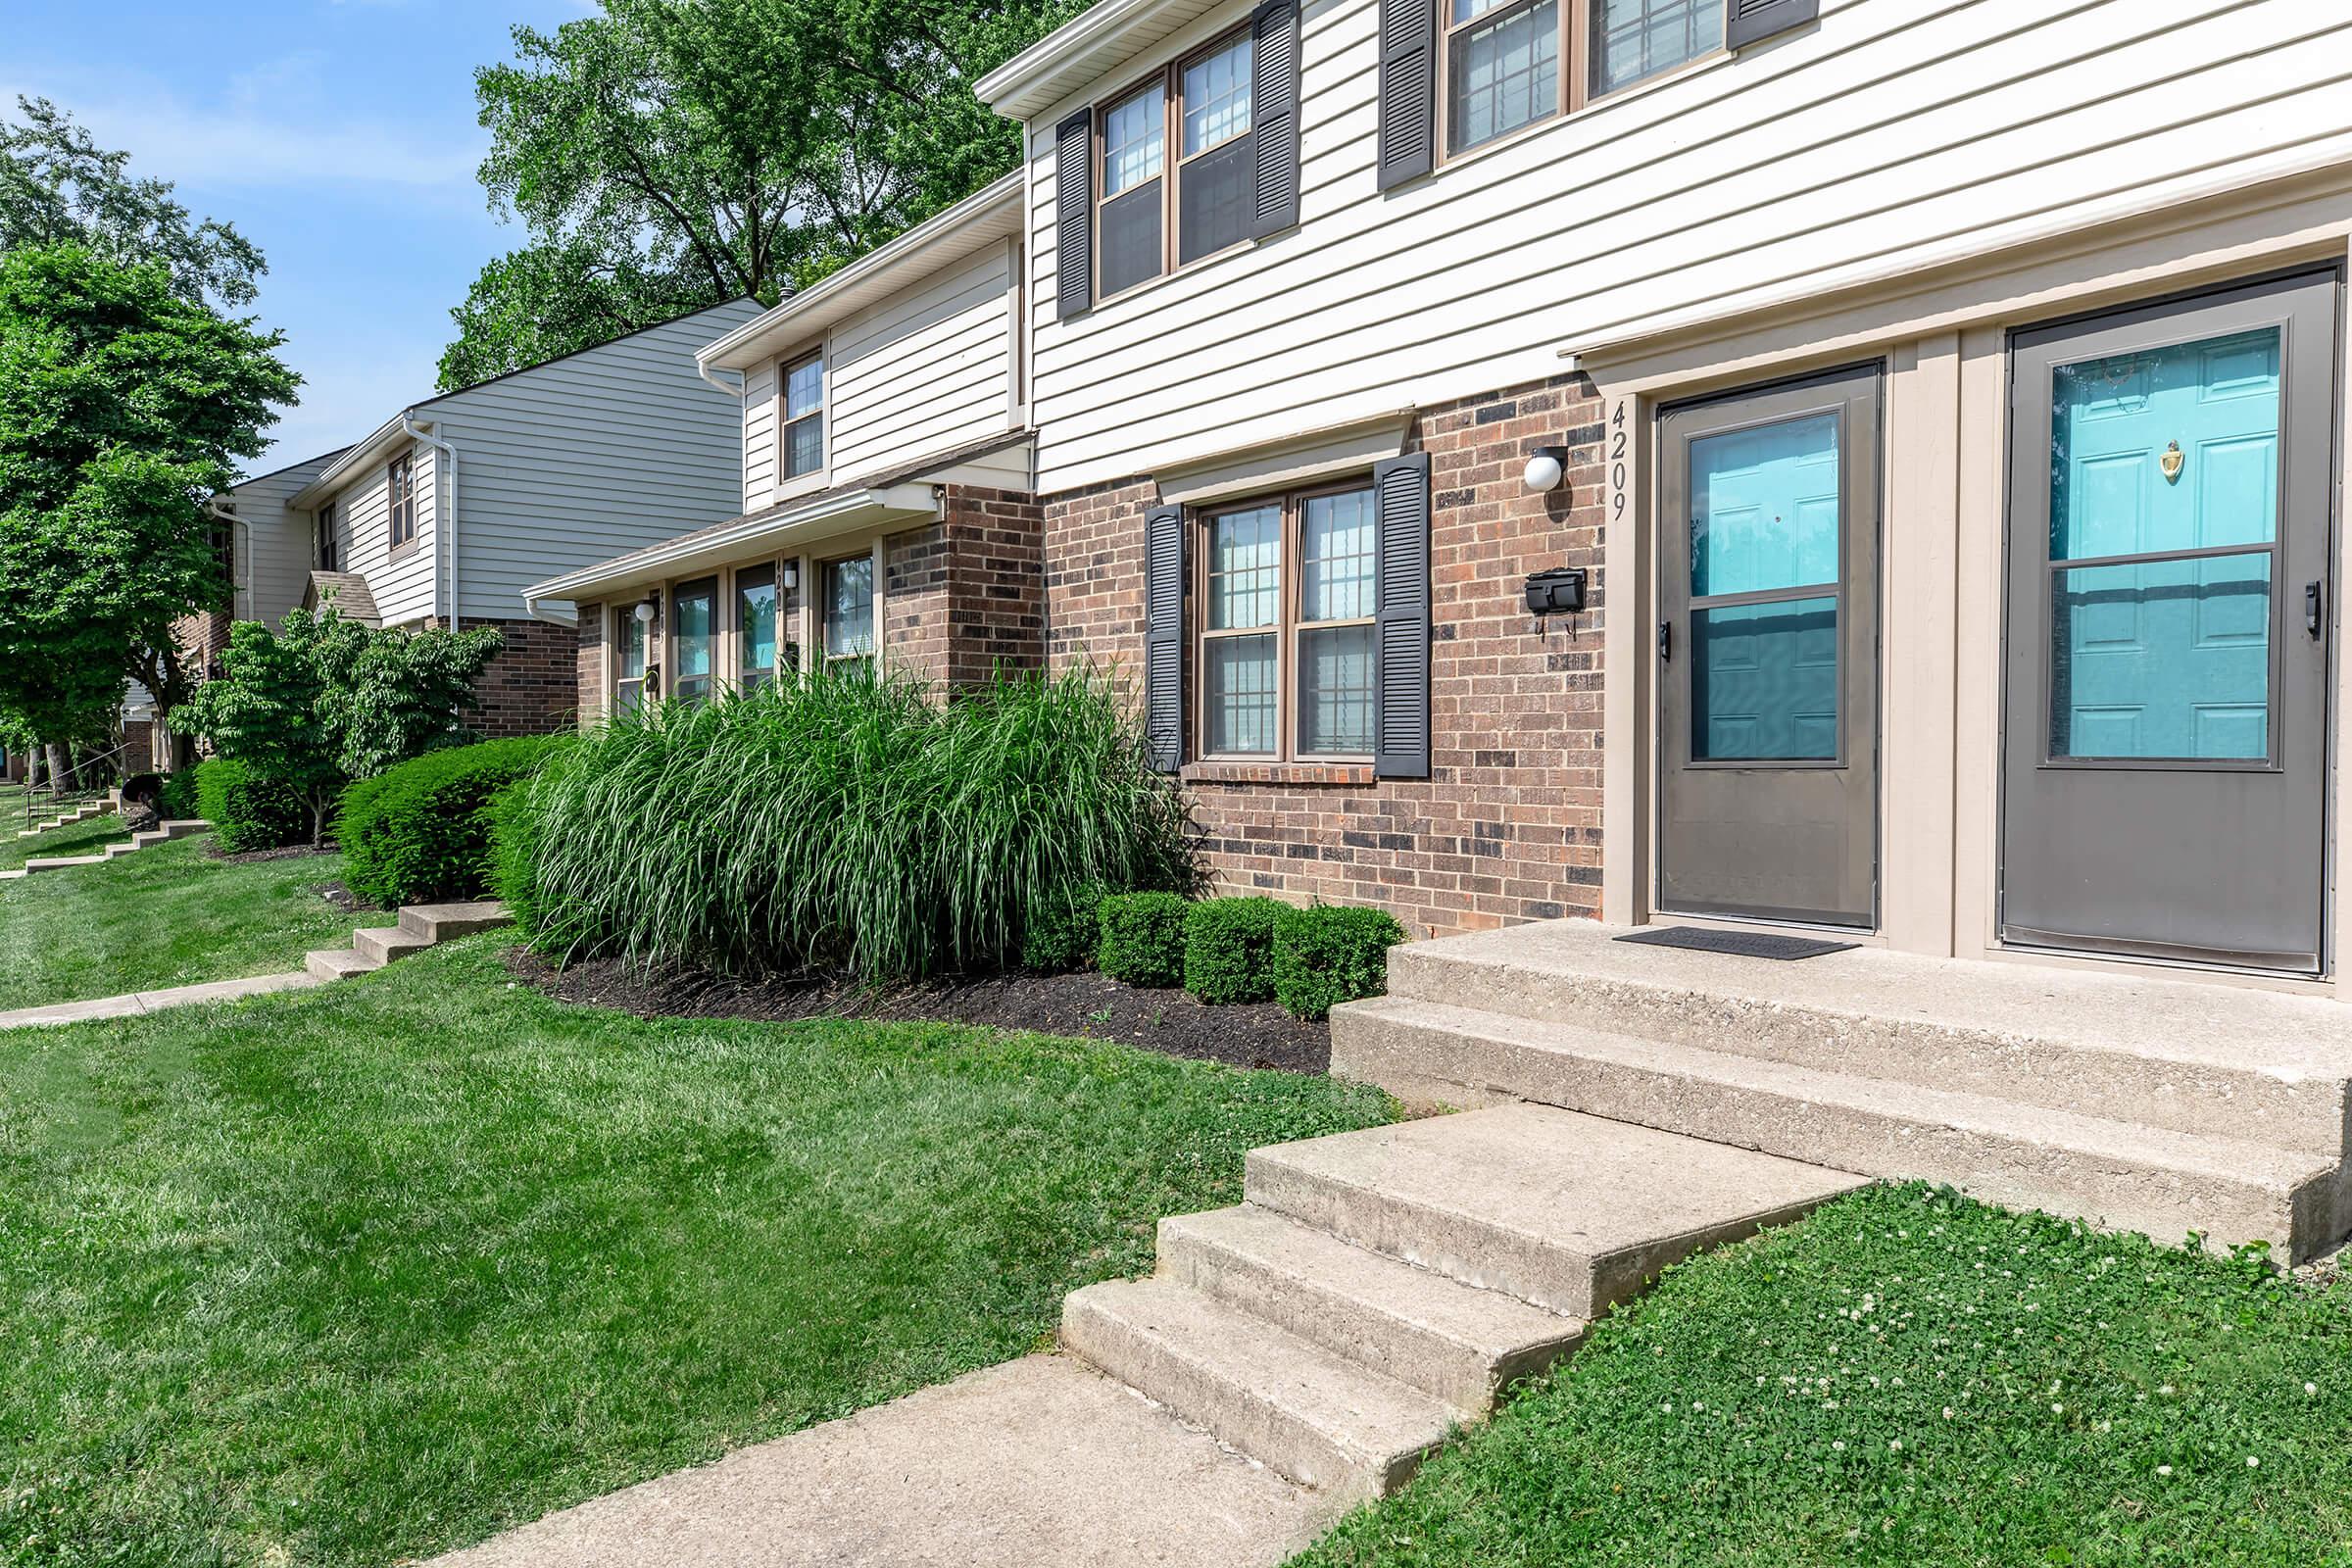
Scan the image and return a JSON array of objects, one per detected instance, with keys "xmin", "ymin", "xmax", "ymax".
[
  {"xmin": 458, "ymin": 615, "xmax": 583, "ymax": 738},
  {"xmin": 1041, "ymin": 372, "xmax": 1608, "ymax": 939}
]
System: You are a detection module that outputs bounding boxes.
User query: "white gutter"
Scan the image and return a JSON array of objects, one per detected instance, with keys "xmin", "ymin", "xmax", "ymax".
[
  {"xmin": 522, "ymin": 593, "xmax": 578, "ymax": 631},
  {"xmin": 698, "ymin": 362, "xmax": 745, "ymax": 399},
  {"xmin": 402, "ymin": 415, "xmax": 460, "ymax": 633}
]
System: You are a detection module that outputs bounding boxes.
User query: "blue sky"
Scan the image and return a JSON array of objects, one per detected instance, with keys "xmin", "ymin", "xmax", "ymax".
[{"xmin": 5, "ymin": 0, "xmax": 596, "ymax": 473}]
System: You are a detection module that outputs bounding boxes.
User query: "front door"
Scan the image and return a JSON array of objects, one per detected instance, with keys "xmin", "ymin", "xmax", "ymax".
[
  {"xmin": 2001, "ymin": 271, "xmax": 2338, "ymax": 971},
  {"xmin": 1657, "ymin": 366, "xmax": 1883, "ymax": 927}
]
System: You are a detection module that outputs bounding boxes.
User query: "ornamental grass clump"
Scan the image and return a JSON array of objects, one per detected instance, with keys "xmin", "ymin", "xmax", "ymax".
[{"xmin": 501, "ymin": 665, "xmax": 1198, "ymax": 985}]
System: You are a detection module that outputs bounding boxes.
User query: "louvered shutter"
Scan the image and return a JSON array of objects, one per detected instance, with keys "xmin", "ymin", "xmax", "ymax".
[
  {"xmin": 1145, "ymin": 504, "xmax": 1186, "ymax": 773},
  {"xmin": 1728, "ymin": 0, "xmax": 1818, "ymax": 49},
  {"xmin": 1250, "ymin": 0, "xmax": 1302, "ymax": 237},
  {"xmin": 1372, "ymin": 453, "xmax": 1432, "ymax": 779},
  {"xmin": 1376, "ymin": 0, "xmax": 1436, "ymax": 191},
  {"xmin": 1054, "ymin": 109, "xmax": 1095, "ymax": 319}
]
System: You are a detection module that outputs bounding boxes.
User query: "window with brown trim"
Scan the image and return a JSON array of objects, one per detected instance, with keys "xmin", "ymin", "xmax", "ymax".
[
  {"xmin": 672, "ymin": 576, "xmax": 717, "ymax": 702},
  {"xmin": 1095, "ymin": 26, "xmax": 1256, "ymax": 300},
  {"xmin": 782, "ymin": 353, "xmax": 824, "ymax": 479},
  {"xmin": 1195, "ymin": 481, "xmax": 1379, "ymax": 760},
  {"xmin": 387, "ymin": 453, "xmax": 416, "ymax": 549},
  {"xmin": 613, "ymin": 602, "xmax": 651, "ymax": 713},
  {"xmin": 735, "ymin": 564, "xmax": 780, "ymax": 691},
  {"xmin": 1444, "ymin": 0, "xmax": 1722, "ymax": 154},
  {"xmin": 820, "ymin": 552, "xmax": 875, "ymax": 669}
]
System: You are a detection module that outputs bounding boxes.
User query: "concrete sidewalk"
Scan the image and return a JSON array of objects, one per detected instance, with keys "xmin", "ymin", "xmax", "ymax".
[
  {"xmin": 430, "ymin": 1355, "xmax": 1340, "ymax": 1568},
  {"xmin": 0, "ymin": 971, "xmax": 322, "ymax": 1031}
]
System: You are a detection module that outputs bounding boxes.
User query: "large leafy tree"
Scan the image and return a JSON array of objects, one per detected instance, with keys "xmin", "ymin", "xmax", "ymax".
[
  {"xmin": 442, "ymin": 0, "xmax": 1081, "ymax": 389},
  {"xmin": 170, "ymin": 609, "xmax": 506, "ymax": 845},
  {"xmin": 0, "ymin": 244, "xmax": 299, "ymax": 756},
  {"xmin": 0, "ymin": 95, "xmax": 265, "ymax": 308}
]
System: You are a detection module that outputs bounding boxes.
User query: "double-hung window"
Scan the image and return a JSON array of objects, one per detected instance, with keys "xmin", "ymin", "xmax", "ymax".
[
  {"xmin": 821, "ymin": 553, "xmax": 875, "ymax": 670},
  {"xmin": 736, "ymin": 564, "xmax": 780, "ymax": 690},
  {"xmin": 1197, "ymin": 483, "xmax": 1379, "ymax": 760},
  {"xmin": 1444, "ymin": 0, "xmax": 1722, "ymax": 154},
  {"xmin": 387, "ymin": 453, "xmax": 416, "ymax": 549},
  {"xmin": 782, "ymin": 353, "xmax": 824, "ymax": 479},
  {"xmin": 672, "ymin": 577, "xmax": 717, "ymax": 702},
  {"xmin": 1097, "ymin": 28, "xmax": 1256, "ymax": 299}
]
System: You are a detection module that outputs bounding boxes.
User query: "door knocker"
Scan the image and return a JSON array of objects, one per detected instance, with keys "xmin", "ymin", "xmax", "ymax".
[{"xmin": 2160, "ymin": 440, "xmax": 2185, "ymax": 485}]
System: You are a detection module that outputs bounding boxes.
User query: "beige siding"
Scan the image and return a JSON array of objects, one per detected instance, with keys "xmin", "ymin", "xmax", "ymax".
[
  {"xmin": 1019, "ymin": 0, "xmax": 2352, "ymax": 492},
  {"xmin": 225, "ymin": 450, "xmax": 344, "ymax": 626},
  {"xmin": 319, "ymin": 442, "xmax": 439, "ymax": 627},
  {"xmin": 743, "ymin": 357, "xmax": 778, "ymax": 508}
]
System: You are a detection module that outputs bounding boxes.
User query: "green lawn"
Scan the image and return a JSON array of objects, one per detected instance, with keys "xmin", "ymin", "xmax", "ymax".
[
  {"xmin": 0, "ymin": 940, "xmax": 1393, "ymax": 1566},
  {"xmin": 0, "ymin": 804, "xmax": 129, "ymax": 870},
  {"xmin": 1296, "ymin": 1183, "xmax": 2352, "ymax": 1568},
  {"xmin": 0, "ymin": 836, "xmax": 395, "ymax": 1011}
]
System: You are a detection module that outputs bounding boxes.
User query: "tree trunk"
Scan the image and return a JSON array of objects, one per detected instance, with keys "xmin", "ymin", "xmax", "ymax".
[{"xmin": 44, "ymin": 743, "xmax": 68, "ymax": 790}]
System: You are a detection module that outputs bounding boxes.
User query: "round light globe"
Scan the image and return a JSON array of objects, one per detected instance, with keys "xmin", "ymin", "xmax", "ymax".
[
  {"xmin": 1522, "ymin": 451, "xmax": 1564, "ymax": 494},
  {"xmin": 633, "ymin": 601, "xmax": 657, "ymax": 624}
]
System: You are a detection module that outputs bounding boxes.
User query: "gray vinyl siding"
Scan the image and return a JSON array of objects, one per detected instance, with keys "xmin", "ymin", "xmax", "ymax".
[{"xmin": 431, "ymin": 300, "xmax": 762, "ymax": 623}]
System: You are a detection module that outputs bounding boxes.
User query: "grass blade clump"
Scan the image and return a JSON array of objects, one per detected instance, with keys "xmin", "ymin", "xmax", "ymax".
[{"xmin": 499, "ymin": 664, "xmax": 1199, "ymax": 984}]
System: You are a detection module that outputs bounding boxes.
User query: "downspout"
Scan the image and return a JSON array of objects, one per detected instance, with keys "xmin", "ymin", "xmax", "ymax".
[
  {"xmin": 697, "ymin": 360, "xmax": 745, "ymax": 400},
  {"xmin": 402, "ymin": 414, "xmax": 459, "ymax": 631}
]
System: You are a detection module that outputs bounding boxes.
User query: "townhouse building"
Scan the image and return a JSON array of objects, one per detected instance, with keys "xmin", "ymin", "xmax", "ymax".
[{"xmin": 548, "ymin": 0, "xmax": 2352, "ymax": 993}]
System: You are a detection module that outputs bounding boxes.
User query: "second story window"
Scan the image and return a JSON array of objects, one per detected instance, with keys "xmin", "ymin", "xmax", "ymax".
[
  {"xmin": 1096, "ymin": 28, "xmax": 1258, "ymax": 300},
  {"xmin": 387, "ymin": 453, "xmax": 416, "ymax": 550},
  {"xmin": 1445, "ymin": 0, "xmax": 1722, "ymax": 155},
  {"xmin": 316, "ymin": 501, "xmax": 337, "ymax": 572},
  {"xmin": 783, "ymin": 353, "xmax": 824, "ymax": 479}
]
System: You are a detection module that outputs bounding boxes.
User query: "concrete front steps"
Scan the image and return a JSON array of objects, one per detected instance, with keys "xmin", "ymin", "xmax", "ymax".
[
  {"xmin": 1332, "ymin": 919, "xmax": 2352, "ymax": 1263},
  {"xmin": 306, "ymin": 902, "xmax": 511, "ymax": 981},
  {"xmin": 17, "ymin": 796, "xmax": 117, "ymax": 838},
  {"xmin": 1060, "ymin": 1104, "xmax": 1865, "ymax": 1503},
  {"xmin": 100, "ymin": 819, "xmax": 210, "ymax": 859}
]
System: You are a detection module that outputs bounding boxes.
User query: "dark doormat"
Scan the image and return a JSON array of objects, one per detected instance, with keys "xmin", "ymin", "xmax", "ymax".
[{"xmin": 1614, "ymin": 926, "xmax": 1860, "ymax": 961}]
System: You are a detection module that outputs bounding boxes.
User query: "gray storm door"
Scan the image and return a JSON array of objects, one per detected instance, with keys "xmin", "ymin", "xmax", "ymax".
[
  {"xmin": 1657, "ymin": 366, "xmax": 1883, "ymax": 927},
  {"xmin": 2001, "ymin": 271, "xmax": 2339, "ymax": 972}
]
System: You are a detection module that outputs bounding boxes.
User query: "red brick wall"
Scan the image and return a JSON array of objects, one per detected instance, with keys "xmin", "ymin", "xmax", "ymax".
[
  {"xmin": 1039, "ymin": 372, "xmax": 1607, "ymax": 938},
  {"xmin": 460, "ymin": 615, "xmax": 582, "ymax": 738},
  {"xmin": 942, "ymin": 484, "xmax": 1046, "ymax": 686},
  {"xmin": 883, "ymin": 523, "xmax": 952, "ymax": 682}
]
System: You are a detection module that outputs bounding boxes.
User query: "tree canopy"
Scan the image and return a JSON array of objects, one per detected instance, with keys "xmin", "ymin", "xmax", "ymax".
[
  {"xmin": 0, "ymin": 95, "xmax": 266, "ymax": 309},
  {"xmin": 0, "ymin": 244, "xmax": 299, "ymax": 745},
  {"xmin": 441, "ymin": 0, "xmax": 1081, "ymax": 389}
]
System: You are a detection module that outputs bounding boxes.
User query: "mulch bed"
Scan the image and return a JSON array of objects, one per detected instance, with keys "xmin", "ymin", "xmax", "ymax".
[{"xmin": 504, "ymin": 948, "xmax": 1333, "ymax": 1074}]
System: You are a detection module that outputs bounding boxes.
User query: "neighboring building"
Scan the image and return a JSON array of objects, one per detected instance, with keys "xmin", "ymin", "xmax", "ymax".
[
  {"xmin": 216, "ymin": 299, "xmax": 765, "ymax": 739},
  {"xmin": 548, "ymin": 0, "xmax": 2352, "ymax": 992},
  {"xmin": 526, "ymin": 177, "xmax": 1041, "ymax": 719}
]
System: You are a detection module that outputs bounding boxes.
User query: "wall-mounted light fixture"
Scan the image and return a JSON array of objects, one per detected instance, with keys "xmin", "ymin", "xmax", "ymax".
[
  {"xmin": 633, "ymin": 592, "xmax": 660, "ymax": 624},
  {"xmin": 1522, "ymin": 445, "xmax": 1570, "ymax": 495},
  {"xmin": 779, "ymin": 560, "xmax": 801, "ymax": 591}
]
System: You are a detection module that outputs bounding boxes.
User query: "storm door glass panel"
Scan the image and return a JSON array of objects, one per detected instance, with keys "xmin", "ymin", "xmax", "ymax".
[
  {"xmin": 1449, "ymin": 0, "xmax": 1559, "ymax": 153},
  {"xmin": 737, "ymin": 565, "xmax": 778, "ymax": 691},
  {"xmin": 615, "ymin": 610, "xmax": 649, "ymax": 713},
  {"xmin": 823, "ymin": 556, "xmax": 875, "ymax": 665},
  {"xmin": 1688, "ymin": 411, "xmax": 1841, "ymax": 760},
  {"xmin": 2045, "ymin": 327, "xmax": 2280, "ymax": 760},
  {"xmin": 1298, "ymin": 488, "xmax": 1376, "ymax": 755},
  {"xmin": 1204, "ymin": 505, "xmax": 1280, "ymax": 755},
  {"xmin": 673, "ymin": 578, "xmax": 716, "ymax": 703}
]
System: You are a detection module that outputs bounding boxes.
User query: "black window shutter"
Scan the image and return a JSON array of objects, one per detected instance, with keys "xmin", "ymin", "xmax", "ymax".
[
  {"xmin": 1372, "ymin": 453, "xmax": 1432, "ymax": 779},
  {"xmin": 1145, "ymin": 503, "xmax": 1186, "ymax": 773},
  {"xmin": 1728, "ymin": 0, "xmax": 1818, "ymax": 49},
  {"xmin": 1250, "ymin": 0, "xmax": 1302, "ymax": 238},
  {"xmin": 1055, "ymin": 110, "xmax": 1095, "ymax": 319},
  {"xmin": 1376, "ymin": 0, "xmax": 1437, "ymax": 190}
]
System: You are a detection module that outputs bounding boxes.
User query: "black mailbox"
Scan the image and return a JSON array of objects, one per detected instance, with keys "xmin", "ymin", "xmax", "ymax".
[{"xmin": 1524, "ymin": 566, "xmax": 1587, "ymax": 616}]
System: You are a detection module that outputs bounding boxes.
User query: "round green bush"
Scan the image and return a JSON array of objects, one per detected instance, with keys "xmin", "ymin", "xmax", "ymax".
[
  {"xmin": 1022, "ymin": 882, "xmax": 1104, "ymax": 973},
  {"xmin": 194, "ymin": 757, "xmax": 309, "ymax": 854},
  {"xmin": 157, "ymin": 767, "xmax": 202, "ymax": 822},
  {"xmin": 1272, "ymin": 905, "xmax": 1407, "ymax": 1020},
  {"xmin": 1183, "ymin": 896, "xmax": 1283, "ymax": 1004},
  {"xmin": 338, "ymin": 735, "xmax": 569, "ymax": 908},
  {"xmin": 1097, "ymin": 891, "xmax": 1189, "ymax": 989}
]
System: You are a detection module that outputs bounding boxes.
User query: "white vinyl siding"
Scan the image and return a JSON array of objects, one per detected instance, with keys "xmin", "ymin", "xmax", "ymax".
[
  {"xmin": 222, "ymin": 450, "xmax": 345, "ymax": 626},
  {"xmin": 820, "ymin": 242, "xmax": 1020, "ymax": 483},
  {"xmin": 317, "ymin": 442, "xmax": 439, "ymax": 626},
  {"xmin": 742, "ymin": 357, "xmax": 779, "ymax": 509},
  {"xmin": 1021, "ymin": 0, "xmax": 2352, "ymax": 493}
]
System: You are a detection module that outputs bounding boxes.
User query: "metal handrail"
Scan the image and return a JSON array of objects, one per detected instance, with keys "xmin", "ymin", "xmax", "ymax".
[{"xmin": 22, "ymin": 739, "xmax": 133, "ymax": 835}]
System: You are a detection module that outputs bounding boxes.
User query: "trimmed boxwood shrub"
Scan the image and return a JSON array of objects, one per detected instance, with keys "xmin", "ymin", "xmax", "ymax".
[
  {"xmin": 1183, "ymin": 896, "xmax": 1283, "ymax": 1004},
  {"xmin": 158, "ymin": 768, "xmax": 202, "ymax": 821},
  {"xmin": 194, "ymin": 757, "xmax": 309, "ymax": 854},
  {"xmin": 339, "ymin": 735, "xmax": 569, "ymax": 909},
  {"xmin": 1272, "ymin": 905, "xmax": 1407, "ymax": 1020},
  {"xmin": 1097, "ymin": 892, "xmax": 1189, "ymax": 989},
  {"xmin": 501, "ymin": 667, "xmax": 1199, "ymax": 984},
  {"xmin": 1022, "ymin": 882, "xmax": 1104, "ymax": 974}
]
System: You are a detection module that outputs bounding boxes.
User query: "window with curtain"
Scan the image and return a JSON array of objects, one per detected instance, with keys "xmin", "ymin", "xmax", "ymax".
[
  {"xmin": 1197, "ymin": 482, "xmax": 1380, "ymax": 760},
  {"xmin": 783, "ymin": 354, "xmax": 824, "ymax": 478},
  {"xmin": 672, "ymin": 577, "xmax": 716, "ymax": 702},
  {"xmin": 736, "ymin": 564, "xmax": 779, "ymax": 690},
  {"xmin": 822, "ymin": 553, "xmax": 874, "ymax": 668}
]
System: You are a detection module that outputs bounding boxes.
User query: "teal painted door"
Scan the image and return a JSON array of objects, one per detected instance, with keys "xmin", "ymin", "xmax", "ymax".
[
  {"xmin": 1658, "ymin": 367, "xmax": 1881, "ymax": 927},
  {"xmin": 2003, "ymin": 272, "xmax": 2337, "ymax": 971}
]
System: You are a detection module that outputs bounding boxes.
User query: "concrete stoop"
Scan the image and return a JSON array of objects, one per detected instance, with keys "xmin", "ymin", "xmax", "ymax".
[
  {"xmin": 1060, "ymin": 1105, "xmax": 1866, "ymax": 1503},
  {"xmin": 100, "ymin": 819, "xmax": 211, "ymax": 859},
  {"xmin": 16, "ymin": 798, "xmax": 118, "ymax": 838},
  {"xmin": 1331, "ymin": 919, "xmax": 2352, "ymax": 1264},
  {"xmin": 304, "ymin": 901, "xmax": 511, "ymax": 981}
]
